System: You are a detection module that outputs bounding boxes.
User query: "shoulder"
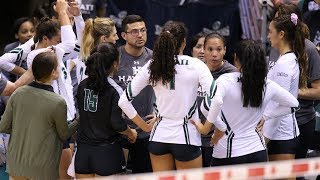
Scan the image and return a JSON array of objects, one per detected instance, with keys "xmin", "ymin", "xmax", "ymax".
[
  {"xmin": 217, "ymin": 72, "xmax": 239, "ymax": 83},
  {"xmin": 27, "ymin": 49, "xmax": 46, "ymax": 62},
  {"xmin": 11, "ymin": 85, "xmax": 29, "ymax": 96},
  {"xmin": 4, "ymin": 42, "xmax": 19, "ymax": 53},
  {"xmin": 223, "ymin": 60, "xmax": 238, "ymax": 72},
  {"xmin": 277, "ymin": 53, "xmax": 297, "ymax": 65},
  {"xmin": 107, "ymin": 77, "xmax": 123, "ymax": 96},
  {"xmin": 144, "ymin": 47, "xmax": 153, "ymax": 55},
  {"xmin": 305, "ymin": 39, "xmax": 319, "ymax": 56}
]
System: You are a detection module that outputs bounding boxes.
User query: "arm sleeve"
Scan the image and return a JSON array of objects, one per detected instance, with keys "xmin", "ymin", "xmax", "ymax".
[
  {"xmin": 206, "ymin": 76, "xmax": 227, "ymax": 132},
  {"xmin": 0, "ymin": 94, "xmax": 14, "ymax": 133},
  {"xmin": 110, "ymin": 91, "xmax": 128, "ymax": 132},
  {"xmin": 198, "ymin": 60, "xmax": 216, "ymax": 117},
  {"xmin": 54, "ymin": 99, "xmax": 78, "ymax": 140},
  {"xmin": 56, "ymin": 25, "xmax": 76, "ymax": 54},
  {"xmin": 74, "ymin": 15, "xmax": 85, "ymax": 45},
  {"xmin": 0, "ymin": 38, "xmax": 34, "ymax": 72},
  {"xmin": 198, "ymin": 60, "xmax": 216, "ymax": 100},
  {"xmin": 307, "ymin": 43, "xmax": 320, "ymax": 82},
  {"xmin": 118, "ymin": 61, "xmax": 151, "ymax": 119},
  {"xmin": 264, "ymin": 80, "xmax": 299, "ymax": 119}
]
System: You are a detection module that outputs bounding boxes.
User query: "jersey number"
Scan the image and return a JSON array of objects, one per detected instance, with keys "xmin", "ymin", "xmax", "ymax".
[
  {"xmin": 61, "ymin": 66, "xmax": 68, "ymax": 80},
  {"xmin": 84, "ymin": 88, "xmax": 98, "ymax": 112}
]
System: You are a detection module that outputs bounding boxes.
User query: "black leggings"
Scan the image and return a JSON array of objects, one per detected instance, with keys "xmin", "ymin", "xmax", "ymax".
[{"xmin": 296, "ymin": 118, "xmax": 320, "ymax": 159}]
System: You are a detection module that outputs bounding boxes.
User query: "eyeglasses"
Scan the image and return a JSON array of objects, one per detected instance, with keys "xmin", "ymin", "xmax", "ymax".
[{"xmin": 125, "ymin": 28, "xmax": 147, "ymax": 37}]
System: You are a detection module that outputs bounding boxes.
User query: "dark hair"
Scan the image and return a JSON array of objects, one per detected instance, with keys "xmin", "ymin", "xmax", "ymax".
[
  {"xmin": 277, "ymin": 3, "xmax": 310, "ymax": 39},
  {"xmin": 204, "ymin": 32, "xmax": 226, "ymax": 47},
  {"xmin": 32, "ymin": 3, "xmax": 51, "ymax": 24},
  {"xmin": 12, "ymin": 17, "xmax": 34, "ymax": 35},
  {"xmin": 190, "ymin": 32, "xmax": 207, "ymax": 49},
  {"xmin": 235, "ymin": 40, "xmax": 267, "ymax": 107},
  {"xmin": 85, "ymin": 42, "xmax": 119, "ymax": 93},
  {"xmin": 32, "ymin": 17, "xmax": 60, "ymax": 50},
  {"xmin": 149, "ymin": 21, "xmax": 187, "ymax": 86},
  {"xmin": 272, "ymin": 15, "xmax": 308, "ymax": 88},
  {"xmin": 121, "ymin": 15, "xmax": 144, "ymax": 32},
  {"xmin": 32, "ymin": 51, "xmax": 58, "ymax": 82}
]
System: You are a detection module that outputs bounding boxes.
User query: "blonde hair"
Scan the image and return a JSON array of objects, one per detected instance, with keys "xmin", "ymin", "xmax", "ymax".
[{"xmin": 80, "ymin": 17, "xmax": 115, "ymax": 60}]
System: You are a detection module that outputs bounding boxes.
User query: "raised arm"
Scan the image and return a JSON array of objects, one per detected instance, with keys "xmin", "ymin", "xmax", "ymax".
[{"xmin": 54, "ymin": 0, "xmax": 76, "ymax": 53}]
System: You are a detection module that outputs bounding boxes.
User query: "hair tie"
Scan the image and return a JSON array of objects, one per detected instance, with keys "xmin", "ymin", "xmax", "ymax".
[{"xmin": 290, "ymin": 13, "xmax": 298, "ymax": 26}]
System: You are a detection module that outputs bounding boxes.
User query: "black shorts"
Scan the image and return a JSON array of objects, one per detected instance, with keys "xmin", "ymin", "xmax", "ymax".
[
  {"xmin": 267, "ymin": 138, "xmax": 299, "ymax": 155},
  {"xmin": 75, "ymin": 143, "xmax": 126, "ymax": 176},
  {"xmin": 211, "ymin": 150, "xmax": 267, "ymax": 166},
  {"xmin": 149, "ymin": 141, "xmax": 201, "ymax": 162}
]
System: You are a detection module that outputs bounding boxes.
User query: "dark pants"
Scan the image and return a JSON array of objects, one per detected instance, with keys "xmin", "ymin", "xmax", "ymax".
[
  {"xmin": 296, "ymin": 118, "xmax": 320, "ymax": 180},
  {"xmin": 202, "ymin": 146, "xmax": 213, "ymax": 167},
  {"xmin": 296, "ymin": 118, "xmax": 319, "ymax": 159},
  {"xmin": 126, "ymin": 138, "xmax": 152, "ymax": 173},
  {"xmin": 211, "ymin": 150, "xmax": 267, "ymax": 166}
]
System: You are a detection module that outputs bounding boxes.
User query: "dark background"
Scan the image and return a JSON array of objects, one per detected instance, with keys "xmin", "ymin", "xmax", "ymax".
[{"xmin": 1, "ymin": 0, "xmax": 242, "ymax": 62}]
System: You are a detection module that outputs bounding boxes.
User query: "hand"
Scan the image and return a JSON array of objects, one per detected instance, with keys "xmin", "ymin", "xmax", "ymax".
[
  {"xmin": 127, "ymin": 128, "xmax": 137, "ymax": 143},
  {"xmin": 256, "ymin": 117, "xmax": 265, "ymax": 132},
  {"xmin": 144, "ymin": 114, "xmax": 155, "ymax": 122},
  {"xmin": 68, "ymin": 0, "xmax": 81, "ymax": 16},
  {"xmin": 190, "ymin": 119, "xmax": 204, "ymax": 134},
  {"xmin": 146, "ymin": 116, "xmax": 160, "ymax": 129},
  {"xmin": 210, "ymin": 129, "xmax": 224, "ymax": 145},
  {"xmin": 54, "ymin": 0, "xmax": 69, "ymax": 14}
]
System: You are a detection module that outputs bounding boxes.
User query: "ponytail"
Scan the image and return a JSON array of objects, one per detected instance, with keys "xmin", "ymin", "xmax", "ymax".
[
  {"xmin": 294, "ymin": 23, "xmax": 308, "ymax": 88},
  {"xmin": 236, "ymin": 40, "xmax": 267, "ymax": 107},
  {"xmin": 80, "ymin": 18, "xmax": 95, "ymax": 60},
  {"xmin": 149, "ymin": 21, "xmax": 187, "ymax": 86},
  {"xmin": 149, "ymin": 31, "xmax": 176, "ymax": 86}
]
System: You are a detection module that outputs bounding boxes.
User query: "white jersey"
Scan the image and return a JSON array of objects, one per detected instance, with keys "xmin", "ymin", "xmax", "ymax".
[
  {"xmin": 263, "ymin": 52, "xmax": 300, "ymax": 140},
  {"xmin": 27, "ymin": 25, "xmax": 76, "ymax": 121},
  {"xmin": 119, "ymin": 55, "xmax": 216, "ymax": 146},
  {"xmin": 68, "ymin": 57, "xmax": 87, "ymax": 84},
  {"xmin": 0, "ymin": 37, "xmax": 34, "ymax": 72},
  {"xmin": 206, "ymin": 72, "xmax": 299, "ymax": 158}
]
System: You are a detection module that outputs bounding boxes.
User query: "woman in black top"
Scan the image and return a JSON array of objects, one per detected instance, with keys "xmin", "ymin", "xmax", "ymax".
[{"xmin": 75, "ymin": 43, "xmax": 137, "ymax": 178}]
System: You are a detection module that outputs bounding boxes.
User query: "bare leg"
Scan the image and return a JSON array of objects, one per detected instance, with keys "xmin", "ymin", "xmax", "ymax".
[
  {"xmin": 59, "ymin": 148, "xmax": 72, "ymax": 179},
  {"xmin": 150, "ymin": 153, "xmax": 175, "ymax": 171},
  {"xmin": 175, "ymin": 155, "xmax": 202, "ymax": 170}
]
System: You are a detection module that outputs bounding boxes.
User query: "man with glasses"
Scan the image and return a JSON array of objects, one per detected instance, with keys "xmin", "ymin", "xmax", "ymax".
[{"xmin": 113, "ymin": 14, "xmax": 154, "ymax": 173}]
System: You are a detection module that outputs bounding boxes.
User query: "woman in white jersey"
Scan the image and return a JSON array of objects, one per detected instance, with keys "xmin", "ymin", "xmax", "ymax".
[
  {"xmin": 263, "ymin": 13, "xmax": 308, "ymax": 162},
  {"xmin": 192, "ymin": 40, "xmax": 299, "ymax": 166},
  {"xmin": 119, "ymin": 21, "xmax": 217, "ymax": 171}
]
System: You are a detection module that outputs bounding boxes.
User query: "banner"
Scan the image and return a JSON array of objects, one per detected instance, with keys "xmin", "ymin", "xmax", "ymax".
[{"xmin": 107, "ymin": 0, "xmax": 241, "ymax": 62}]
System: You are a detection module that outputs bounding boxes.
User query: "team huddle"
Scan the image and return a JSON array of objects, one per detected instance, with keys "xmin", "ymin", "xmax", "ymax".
[{"xmin": 0, "ymin": 0, "xmax": 319, "ymax": 179}]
